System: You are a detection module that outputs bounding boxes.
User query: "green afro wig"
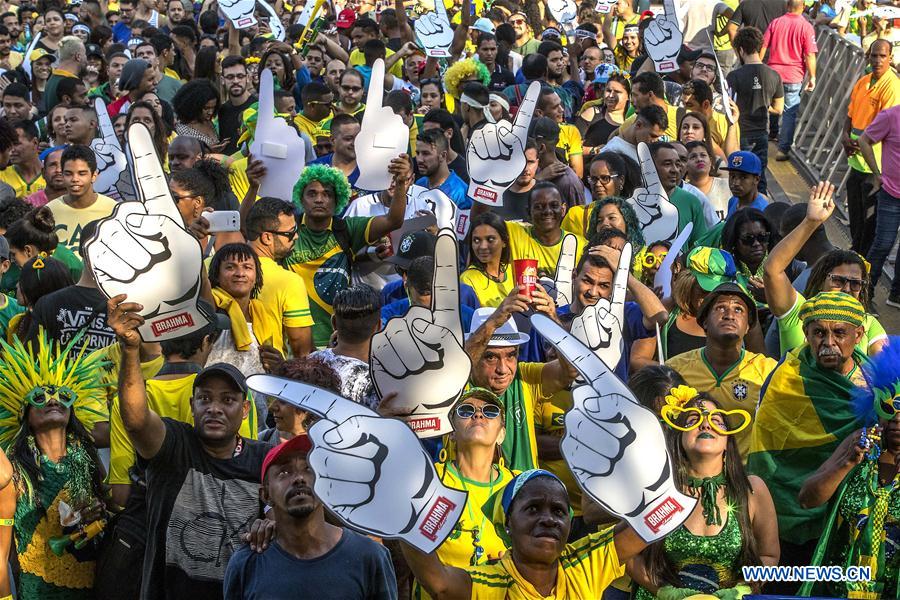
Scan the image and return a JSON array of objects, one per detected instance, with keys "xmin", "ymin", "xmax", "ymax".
[
  {"xmin": 444, "ymin": 59, "xmax": 492, "ymax": 98},
  {"xmin": 292, "ymin": 164, "xmax": 352, "ymax": 216}
]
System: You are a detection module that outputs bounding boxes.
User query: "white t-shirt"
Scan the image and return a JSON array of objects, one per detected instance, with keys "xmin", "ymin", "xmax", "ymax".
[{"xmin": 600, "ymin": 136, "xmax": 638, "ymax": 163}]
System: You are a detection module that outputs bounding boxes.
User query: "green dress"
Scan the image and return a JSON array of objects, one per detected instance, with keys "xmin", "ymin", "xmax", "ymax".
[{"xmin": 634, "ymin": 509, "xmax": 744, "ymax": 599}]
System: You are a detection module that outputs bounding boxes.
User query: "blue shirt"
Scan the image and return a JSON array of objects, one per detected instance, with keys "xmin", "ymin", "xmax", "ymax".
[
  {"xmin": 311, "ymin": 153, "xmax": 360, "ymax": 188},
  {"xmin": 112, "ymin": 21, "xmax": 131, "ymax": 43},
  {"xmin": 381, "ymin": 298, "xmax": 474, "ymax": 332},
  {"xmin": 380, "ymin": 279, "xmax": 481, "ymax": 310},
  {"xmin": 727, "ymin": 194, "xmax": 768, "ymax": 217},
  {"xmin": 415, "ymin": 171, "xmax": 470, "ymax": 210}
]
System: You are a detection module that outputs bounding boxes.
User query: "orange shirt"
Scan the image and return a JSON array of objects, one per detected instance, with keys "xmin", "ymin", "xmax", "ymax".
[{"xmin": 847, "ymin": 70, "xmax": 900, "ymax": 172}]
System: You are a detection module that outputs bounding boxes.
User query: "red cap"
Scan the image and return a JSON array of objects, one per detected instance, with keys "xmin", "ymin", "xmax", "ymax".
[
  {"xmin": 337, "ymin": 8, "xmax": 357, "ymax": 29},
  {"xmin": 260, "ymin": 434, "xmax": 313, "ymax": 482}
]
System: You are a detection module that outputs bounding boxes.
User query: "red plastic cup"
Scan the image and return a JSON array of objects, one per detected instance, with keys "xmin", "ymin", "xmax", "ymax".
[{"xmin": 514, "ymin": 258, "xmax": 539, "ymax": 298}]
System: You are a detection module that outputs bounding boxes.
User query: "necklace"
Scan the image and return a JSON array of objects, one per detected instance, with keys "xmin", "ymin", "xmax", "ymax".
[
  {"xmin": 479, "ymin": 264, "xmax": 507, "ymax": 284},
  {"xmin": 686, "ymin": 472, "xmax": 727, "ymax": 526},
  {"xmin": 451, "ymin": 461, "xmax": 498, "ymax": 566}
]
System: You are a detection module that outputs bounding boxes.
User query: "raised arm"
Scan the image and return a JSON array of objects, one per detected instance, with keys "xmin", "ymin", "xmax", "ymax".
[
  {"xmin": 109, "ymin": 294, "xmax": 167, "ymax": 460},
  {"xmin": 763, "ymin": 182, "xmax": 834, "ymax": 317},
  {"xmin": 464, "ymin": 286, "xmax": 531, "ymax": 365},
  {"xmin": 369, "ymin": 154, "xmax": 411, "ymax": 240},
  {"xmin": 799, "ymin": 429, "xmax": 866, "ymax": 509},
  {"xmin": 449, "ymin": 0, "xmax": 472, "ymax": 58},
  {"xmin": 399, "ymin": 541, "xmax": 472, "ymax": 600},
  {"xmin": 395, "ymin": 0, "xmax": 415, "ymax": 43}
]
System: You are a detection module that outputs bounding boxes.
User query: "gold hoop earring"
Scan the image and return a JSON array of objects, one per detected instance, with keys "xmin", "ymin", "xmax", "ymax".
[{"xmin": 439, "ymin": 448, "xmax": 448, "ymax": 463}]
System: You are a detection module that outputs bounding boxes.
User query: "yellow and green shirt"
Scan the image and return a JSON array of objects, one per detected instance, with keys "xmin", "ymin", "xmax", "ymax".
[
  {"xmin": 460, "ymin": 265, "xmax": 514, "ymax": 309},
  {"xmin": 258, "ymin": 256, "xmax": 314, "ymax": 356},
  {"xmin": 506, "ymin": 222, "xmax": 586, "ymax": 278},
  {"xmin": 0, "ymin": 166, "xmax": 44, "ymax": 198}
]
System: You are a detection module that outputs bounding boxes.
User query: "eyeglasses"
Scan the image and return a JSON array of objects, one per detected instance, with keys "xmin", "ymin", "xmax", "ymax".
[
  {"xmin": 266, "ymin": 227, "xmax": 298, "ymax": 239},
  {"xmin": 738, "ymin": 232, "xmax": 770, "ymax": 246},
  {"xmin": 172, "ymin": 193, "xmax": 198, "ymax": 201},
  {"xmin": 588, "ymin": 173, "xmax": 619, "ymax": 186},
  {"xmin": 828, "ymin": 273, "xmax": 866, "ymax": 293},
  {"xmin": 660, "ymin": 406, "xmax": 751, "ymax": 436},
  {"xmin": 455, "ymin": 403, "xmax": 502, "ymax": 419},
  {"xmin": 510, "ymin": 18, "xmax": 527, "ymax": 25},
  {"xmin": 693, "ymin": 62, "xmax": 717, "ymax": 72},
  {"xmin": 642, "ymin": 251, "xmax": 667, "ymax": 268}
]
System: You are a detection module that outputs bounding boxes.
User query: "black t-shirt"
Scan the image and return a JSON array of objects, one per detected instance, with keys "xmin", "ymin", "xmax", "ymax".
[
  {"xmin": 141, "ymin": 419, "xmax": 271, "ymax": 600},
  {"xmin": 726, "ymin": 63, "xmax": 784, "ymax": 136},
  {"xmin": 584, "ymin": 119, "xmax": 619, "ymax": 150},
  {"xmin": 223, "ymin": 530, "xmax": 398, "ymax": 600},
  {"xmin": 447, "ymin": 153, "xmax": 470, "ymax": 183},
  {"xmin": 218, "ymin": 95, "xmax": 257, "ymax": 156},
  {"xmin": 27, "ymin": 284, "xmax": 115, "ymax": 356},
  {"xmin": 497, "ymin": 187, "xmax": 533, "ymax": 221},
  {"xmin": 488, "ymin": 65, "xmax": 517, "ymax": 93},
  {"xmin": 731, "ymin": 0, "xmax": 786, "ymax": 34}
]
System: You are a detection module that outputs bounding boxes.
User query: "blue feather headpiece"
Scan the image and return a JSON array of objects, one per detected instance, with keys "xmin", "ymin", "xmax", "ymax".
[{"xmin": 851, "ymin": 337, "xmax": 900, "ymax": 426}]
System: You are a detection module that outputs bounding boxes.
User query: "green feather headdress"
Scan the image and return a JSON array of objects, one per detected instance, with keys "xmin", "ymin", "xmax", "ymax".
[{"xmin": 0, "ymin": 330, "xmax": 110, "ymax": 450}]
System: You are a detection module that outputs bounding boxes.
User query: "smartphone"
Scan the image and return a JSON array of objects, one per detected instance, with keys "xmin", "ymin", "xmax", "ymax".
[{"xmin": 206, "ymin": 210, "xmax": 240, "ymax": 233}]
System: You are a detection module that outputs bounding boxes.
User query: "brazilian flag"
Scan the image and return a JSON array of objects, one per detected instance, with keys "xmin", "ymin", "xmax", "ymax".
[{"xmin": 747, "ymin": 345, "xmax": 869, "ymax": 543}]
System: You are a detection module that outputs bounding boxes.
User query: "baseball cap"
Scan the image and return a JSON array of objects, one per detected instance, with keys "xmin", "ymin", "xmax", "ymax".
[
  {"xmin": 470, "ymin": 17, "xmax": 495, "ymax": 34},
  {"xmin": 722, "ymin": 151, "xmax": 762, "ymax": 176},
  {"xmin": 194, "ymin": 363, "xmax": 248, "ymax": 395},
  {"xmin": 696, "ymin": 281, "xmax": 758, "ymax": 328},
  {"xmin": 593, "ymin": 63, "xmax": 620, "ymax": 85},
  {"xmin": 260, "ymin": 434, "xmax": 313, "ymax": 482},
  {"xmin": 686, "ymin": 247, "xmax": 737, "ymax": 292},
  {"xmin": 530, "ymin": 116, "xmax": 560, "ymax": 144},
  {"xmin": 337, "ymin": 8, "xmax": 356, "ymax": 29},
  {"xmin": 677, "ymin": 45, "xmax": 703, "ymax": 64},
  {"xmin": 85, "ymin": 43, "xmax": 103, "ymax": 58},
  {"xmin": 388, "ymin": 230, "xmax": 436, "ymax": 269},
  {"xmin": 0, "ymin": 236, "xmax": 9, "ymax": 260},
  {"xmin": 29, "ymin": 48, "xmax": 56, "ymax": 64}
]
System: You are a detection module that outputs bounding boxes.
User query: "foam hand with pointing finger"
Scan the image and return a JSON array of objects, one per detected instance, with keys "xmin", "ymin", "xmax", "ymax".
[
  {"xmin": 85, "ymin": 123, "xmax": 208, "ymax": 342},
  {"xmin": 531, "ymin": 314, "xmax": 696, "ymax": 542},
  {"xmin": 571, "ymin": 243, "xmax": 631, "ymax": 371},
  {"xmin": 218, "ymin": 0, "xmax": 257, "ymax": 28},
  {"xmin": 539, "ymin": 233, "xmax": 577, "ymax": 307},
  {"xmin": 644, "ymin": 0, "xmax": 683, "ymax": 73},
  {"xmin": 245, "ymin": 374, "xmax": 467, "ymax": 553},
  {"xmin": 90, "ymin": 98, "xmax": 131, "ymax": 201},
  {"xmin": 370, "ymin": 229, "xmax": 470, "ymax": 438},
  {"xmin": 627, "ymin": 142, "xmax": 679, "ymax": 244},
  {"xmin": 250, "ymin": 69, "xmax": 306, "ymax": 201},
  {"xmin": 547, "ymin": 0, "xmax": 578, "ymax": 28},
  {"xmin": 355, "ymin": 59, "xmax": 410, "ymax": 192},
  {"xmin": 595, "ymin": 0, "xmax": 616, "ymax": 14},
  {"xmin": 653, "ymin": 223, "xmax": 691, "ymax": 299},
  {"xmin": 414, "ymin": 0, "xmax": 453, "ymax": 58},
  {"xmin": 258, "ymin": 0, "xmax": 285, "ymax": 40},
  {"xmin": 467, "ymin": 81, "xmax": 540, "ymax": 206}
]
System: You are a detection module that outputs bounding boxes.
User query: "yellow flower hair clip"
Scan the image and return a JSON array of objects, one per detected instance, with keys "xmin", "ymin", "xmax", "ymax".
[
  {"xmin": 245, "ymin": 56, "xmax": 261, "ymax": 65},
  {"xmin": 665, "ymin": 385, "xmax": 698, "ymax": 408}
]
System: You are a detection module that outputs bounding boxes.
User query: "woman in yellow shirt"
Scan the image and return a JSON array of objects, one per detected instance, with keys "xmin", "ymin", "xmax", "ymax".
[{"xmin": 460, "ymin": 213, "xmax": 514, "ymax": 308}]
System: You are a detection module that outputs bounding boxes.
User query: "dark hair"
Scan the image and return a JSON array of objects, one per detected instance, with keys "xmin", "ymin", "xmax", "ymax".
[
  {"xmin": 302, "ymin": 80, "xmax": 332, "ymax": 105},
  {"xmin": 422, "ymin": 108, "xmax": 465, "ymax": 154},
  {"xmin": 60, "ymin": 144, "xmax": 97, "ymax": 173},
  {"xmin": 686, "ymin": 78, "xmax": 713, "ymax": 106},
  {"xmin": 245, "ymin": 196, "xmax": 296, "ymax": 241},
  {"xmin": 0, "ymin": 119, "xmax": 17, "ymax": 153},
  {"xmin": 352, "ymin": 16, "xmax": 378, "ymax": 35},
  {"xmin": 805, "ymin": 249, "xmax": 872, "ymax": 311},
  {"xmin": 407, "ymin": 255, "xmax": 434, "ymax": 294},
  {"xmin": 466, "ymin": 211, "xmax": 511, "ymax": 271},
  {"xmin": 495, "ymin": 22, "xmax": 515, "ymax": 45},
  {"xmin": 591, "ymin": 151, "xmax": 641, "ymax": 198},
  {"xmin": 273, "ymin": 356, "xmax": 341, "ymax": 393},
  {"xmin": 647, "ymin": 140, "xmax": 677, "ymax": 158},
  {"xmin": 329, "ymin": 112, "xmax": 360, "ymax": 135},
  {"xmin": 260, "ymin": 48, "xmax": 297, "ymax": 90},
  {"xmin": 11, "ymin": 119, "xmax": 37, "ymax": 141},
  {"xmin": 125, "ymin": 100, "xmax": 168, "ymax": 160},
  {"xmin": 522, "ymin": 53, "xmax": 548, "ymax": 80},
  {"xmin": 332, "ymin": 284, "xmax": 382, "ymax": 344},
  {"xmin": 643, "ymin": 394, "xmax": 763, "ymax": 593},
  {"xmin": 417, "ymin": 127, "xmax": 449, "ymax": 153},
  {"xmin": 384, "ymin": 89, "xmax": 412, "ymax": 115},
  {"xmin": 209, "ymin": 243, "xmax": 263, "ymax": 299},
  {"xmin": 733, "ymin": 26, "xmax": 764, "ymax": 55},
  {"xmin": 171, "ymin": 79, "xmax": 220, "ymax": 124},
  {"xmin": 5, "ymin": 206, "xmax": 58, "ymax": 253},
  {"xmin": 17, "ymin": 255, "xmax": 73, "ymax": 307},
  {"xmin": 721, "ymin": 208, "xmax": 773, "ymax": 267},
  {"xmin": 198, "ymin": 9, "xmax": 218, "ymax": 34},
  {"xmin": 221, "ymin": 54, "xmax": 246, "ymax": 71},
  {"xmin": 2, "ymin": 82, "xmax": 29, "ymax": 101},
  {"xmin": 0, "ymin": 198, "xmax": 31, "ymax": 230},
  {"xmin": 194, "ymin": 46, "xmax": 219, "ymax": 84},
  {"xmin": 170, "ymin": 24, "xmax": 197, "ymax": 43},
  {"xmin": 361, "ymin": 38, "xmax": 387, "ymax": 64},
  {"xmin": 537, "ymin": 40, "xmax": 564, "ymax": 57},
  {"xmin": 632, "ymin": 71, "xmax": 665, "ymax": 99},
  {"xmin": 587, "ymin": 196, "xmax": 645, "ymax": 248},
  {"xmin": 169, "ymin": 159, "xmax": 232, "ymax": 211},
  {"xmin": 589, "ymin": 226, "xmax": 628, "ymax": 249},
  {"xmin": 149, "ymin": 33, "xmax": 173, "ymax": 56},
  {"xmin": 627, "ymin": 365, "xmax": 687, "ymax": 412},
  {"xmin": 678, "ymin": 111, "xmax": 712, "ymax": 148},
  {"xmin": 476, "ymin": 32, "xmax": 497, "ymax": 47},
  {"xmin": 636, "ymin": 104, "xmax": 668, "ymax": 131},
  {"xmin": 57, "ymin": 77, "xmax": 85, "ymax": 103},
  {"xmin": 160, "ymin": 314, "xmax": 220, "ymax": 359}
]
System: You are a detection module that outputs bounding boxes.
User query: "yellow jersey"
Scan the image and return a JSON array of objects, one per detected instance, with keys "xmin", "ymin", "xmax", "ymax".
[
  {"xmin": 460, "ymin": 264, "xmax": 514, "ymax": 308},
  {"xmin": 506, "ymin": 221, "xmax": 586, "ymax": 277},
  {"xmin": 536, "ymin": 389, "xmax": 582, "ymax": 517},
  {"xmin": 349, "ymin": 48, "xmax": 403, "ymax": 78},
  {"xmin": 0, "ymin": 166, "xmax": 44, "ymax": 198},
  {"xmin": 620, "ymin": 103, "xmax": 680, "ymax": 141},
  {"xmin": 467, "ymin": 526, "xmax": 625, "ymax": 599},
  {"xmin": 666, "ymin": 348, "xmax": 777, "ymax": 458},
  {"xmin": 45, "ymin": 194, "xmax": 117, "ymax": 260},
  {"xmin": 561, "ymin": 204, "xmax": 591, "ymax": 239},
  {"xmin": 257, "ymin": 256, "xmax": 314, "ymax": 355}
]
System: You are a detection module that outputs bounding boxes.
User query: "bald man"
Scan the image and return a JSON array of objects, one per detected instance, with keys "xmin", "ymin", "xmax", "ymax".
[{"xmin": 168, "ymin": 136, "xmax": 204, "ymax": 171}]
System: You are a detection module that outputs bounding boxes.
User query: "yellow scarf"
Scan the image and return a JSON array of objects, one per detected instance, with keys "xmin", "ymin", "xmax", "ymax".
[{"xmin": 211, "ymin": 287, "xmax": 265, "ymax": 351}]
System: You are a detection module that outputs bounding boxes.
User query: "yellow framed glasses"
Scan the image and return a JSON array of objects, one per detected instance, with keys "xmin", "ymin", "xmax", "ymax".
[
  {"xmin": 660, "ymin": 405, "xmax": 751, "ymax": 436},
  {"xmin": 642, "ymin": 252, "xmax": 667, "ymax": 269}
]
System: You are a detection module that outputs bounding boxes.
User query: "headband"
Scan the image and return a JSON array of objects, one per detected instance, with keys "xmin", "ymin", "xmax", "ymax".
[
  {"xmin": 72, "ymin": 24, "xmax": 91, "ymax": 36},
  {"xmin": 460, "ymin": 93, "xmax": 495, "ymax": 124},
  {"xmin": 574, "ymin": 29, "xmax": 597, "ymax": 40},
  {"xmin": 489, "ymin": 93, "xmax": 509, "ymax": 112},
  {"xmin": 623, "ymin": 24, "xmax": 640, "ymax": 35}
]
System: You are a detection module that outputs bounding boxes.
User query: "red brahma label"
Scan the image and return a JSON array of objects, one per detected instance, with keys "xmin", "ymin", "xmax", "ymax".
[
  {"xmin": 473, "ymin": 186, "xmax": 498, "ymax": 203},
  {"xmin": 644, "ymin": 496, "xmax": 684, "ymax": 534},
  {"xmin": 407, "ymin": 417, "xmax": 441, "ymax": 433},
  {"xmin": 420, "ymin": 496, "xmax": 457, "ymax": 542},
  {"xmin": 150, "ymin": 312, "xmax": 194, "ymax": 336}
]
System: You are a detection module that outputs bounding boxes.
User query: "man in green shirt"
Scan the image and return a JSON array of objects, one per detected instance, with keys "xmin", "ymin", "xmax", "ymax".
[
  {"xmin": 42, "ymin": 36, "xmax": 87, "ymax": 114},
  {"xmin": 282, "ymin": 158, "xmax": 411, "ymax": 347},
  {"xmin": 650, "ymin": 141, "xmax": 709, "ymax": 247}
]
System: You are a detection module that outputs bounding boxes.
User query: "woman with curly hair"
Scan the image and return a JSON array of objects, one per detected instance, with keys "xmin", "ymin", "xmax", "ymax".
[
  {"xmin": 258, "ymin": 356, "xmax": 341, "ymax": 444},
  {"xmin": 283, "ymin": 159, "xmax": 412, "ymax": 347},
  {"xmin": 171, "ymin": 79, "xmax": 222, "ymax": 150},
  {"xmin": 260, "ymin": 48, "xmax": 297, "ymax": 92},
  {"xmin": 563, "ymin": 154, "xmax": 643, "ymax": 246},
  {"xmin": 443, "ymin": 58, "xmax": 491, "ymax": 100},
  {"xmin": 169, "ymin": 158, "xmax": 243, "ymax": 248},
  {"xmin": 628, "ymin": 390, "xmax": 779, "ymax": 599}
]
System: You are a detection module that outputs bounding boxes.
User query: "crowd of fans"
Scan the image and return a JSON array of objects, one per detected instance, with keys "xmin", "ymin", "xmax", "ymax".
[{"xmin": 0, "ymin": 0, "xmax": 891, "ymax": 598}]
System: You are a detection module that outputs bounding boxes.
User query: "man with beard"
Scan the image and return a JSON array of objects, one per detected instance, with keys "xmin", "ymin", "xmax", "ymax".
[
  {"xmin": 748, "ymin": 291, "xmax": 869, "ymax": 595},
  {"xmin": 666, "ymin": 281, "xmax": 775, "ymax": 457},
  {"xmin": 223, "ymin": 435, "xmax": 398, "ymax": 599},
  {"xmin": 25, "ymin": 146, "xmax": 66, "ymax": 207},
  {"xmin": 310, "ymin": 113, "xmax": 360, "ymax": 191},
  {"xmin": 219, "ymin": 56, "xmax": 256, "ymax": 156}
]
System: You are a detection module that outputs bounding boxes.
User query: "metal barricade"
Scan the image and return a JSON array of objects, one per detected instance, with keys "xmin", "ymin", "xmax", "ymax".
[{"xmin": 792, "ymin": 27, "xmax": 866, "ymax": 222}]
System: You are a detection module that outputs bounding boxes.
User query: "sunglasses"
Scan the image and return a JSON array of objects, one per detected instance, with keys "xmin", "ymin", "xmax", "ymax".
[
  {"xmin": 739, "ymin": 232, "xmax": 770, "ymax": 246},
  {"xmin": 341, "ymin": 85, "xmax": 363, "ymax": 93},
  {"xmin": 266, "ymin": 227, "xmax": 298, "ymax": 239},
  {"xmin": 828, "ymin": 273, "xmax": 866, "ymax": 293},
  {"xmin": 455, "ymin": 403, "xmax": 502, "ymax": 419},
  {"xmin": 642, "ymin": 251, "xmax": 667, "ymax": 268},
  {"xmin": 661, "ymin": 406, "xmax": 751, "ymax": 436}
]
